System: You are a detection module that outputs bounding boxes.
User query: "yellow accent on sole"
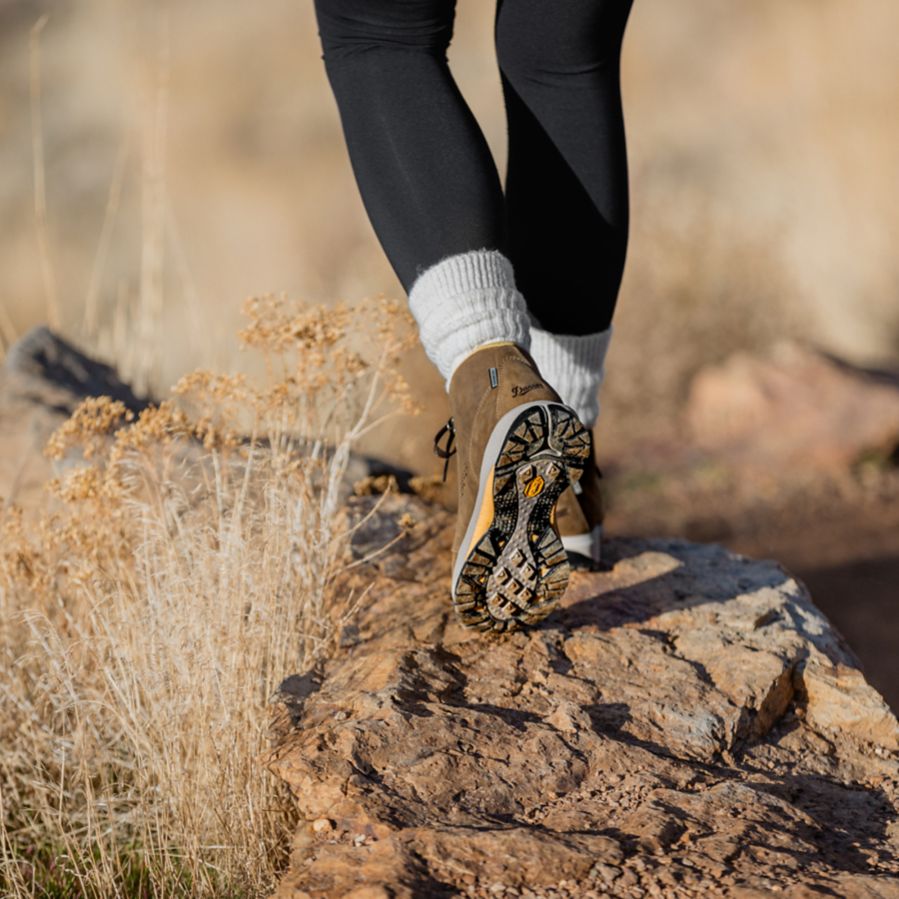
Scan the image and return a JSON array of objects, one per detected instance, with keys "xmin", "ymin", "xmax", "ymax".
[{"xmin": 462, "ymin": 466, "xmax": 496, "ymax": 563}]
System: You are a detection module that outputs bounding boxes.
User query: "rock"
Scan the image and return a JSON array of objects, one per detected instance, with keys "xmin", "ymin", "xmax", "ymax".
[
  {"xmin": 0, "ymin": 326, "xmax": 153, "ymax": 508},
  {"xmin": 268, "ymin": 493, "xmax": 899, "ymax": 898},
  {"xmin": 685, "ymin": 341, "xmax": 899, "ymax": 471},
  {"xmin": 0, "ymin": 325, "xmax": 412, "ymax": 508},
  {"xmin": 3, "ymin": 324, "xmax": 153, "ymax": 416}
]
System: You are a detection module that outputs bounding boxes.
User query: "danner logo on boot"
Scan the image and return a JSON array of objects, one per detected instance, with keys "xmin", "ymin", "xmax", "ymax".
[{"xmin": 512, "ymin": 382, "xmax": 543, "ymax": 398}]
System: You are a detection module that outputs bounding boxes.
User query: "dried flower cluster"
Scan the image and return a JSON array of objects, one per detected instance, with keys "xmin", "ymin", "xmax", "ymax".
[{"xmin": 0, "ymin": 296, "xmax": 418, "ymax": 896}]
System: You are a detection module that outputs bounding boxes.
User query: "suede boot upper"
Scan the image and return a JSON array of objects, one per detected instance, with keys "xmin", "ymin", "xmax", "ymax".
[{"xmin": 446, "ymin": 342, "xmax": 562, "ymax": 561}]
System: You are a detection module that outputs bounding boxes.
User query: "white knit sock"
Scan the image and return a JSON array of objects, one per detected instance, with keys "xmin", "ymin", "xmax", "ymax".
[
  {"xmin": 408, "ymin": 249, "xmax": 531, "ymax": 386},
  {"xmin": 528, "ymin": 325, "xmax": 613, "ymax": 428}
]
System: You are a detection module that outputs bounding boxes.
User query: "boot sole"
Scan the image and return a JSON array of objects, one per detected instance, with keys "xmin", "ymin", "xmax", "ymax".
[{"xmin": 451, "ymin": 401, "xmax": 591, "ymax": 633}]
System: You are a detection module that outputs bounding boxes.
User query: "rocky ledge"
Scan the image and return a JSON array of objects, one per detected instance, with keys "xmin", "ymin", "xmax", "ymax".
[{"xmin": 269, "ymin": 494, "xmax": 898, "ymax": 899}]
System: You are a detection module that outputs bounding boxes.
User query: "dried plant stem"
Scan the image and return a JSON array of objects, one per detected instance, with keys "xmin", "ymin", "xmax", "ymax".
[
  {"xmin": 0, "ymin": 297, "xmax": 419, "ymax": 896},
  {"xmin": 135, "ymin": 15, "xmax": 170, "ymax": 396},
  {"xmin": 0, "ymin": 302, "xmax": 17, "ymax": 355},
  {"xmin": 83, "ymin": 134, "xmax": 132, "ymax": 339},
  {"xmin": 29, "ymin": 14, "xmax": 61, "ymax": 331}
]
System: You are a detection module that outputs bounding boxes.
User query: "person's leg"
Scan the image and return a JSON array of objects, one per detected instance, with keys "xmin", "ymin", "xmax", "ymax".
[
  {"xmin": 313, "ymin": 0, "xmax": 529, "ymax": 383},
  {"xmin": 494, "ymin": 0, "xmax": 633, "ymax": 567},
  {"xmin": 495, "ymin": 0, "xmax": 633, "ymax": 427},
  {"xmin": 315, "ymin": 0, "xmax": 592, "ymax": 630}
]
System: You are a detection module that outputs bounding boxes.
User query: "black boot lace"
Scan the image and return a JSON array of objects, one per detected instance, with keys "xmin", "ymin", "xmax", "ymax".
[{"xmin": 432, "ymin": 416, "xmax": 456, "ymax": 482}]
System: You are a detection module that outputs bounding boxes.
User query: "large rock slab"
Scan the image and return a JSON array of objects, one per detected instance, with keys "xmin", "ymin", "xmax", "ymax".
[
  {"xmin": 685, "ymin": 341, "xmax": 899, "ymax": 471},
  {"xmin": 269, "ymin": 494, "xmax": 899, "ymax": 898}
]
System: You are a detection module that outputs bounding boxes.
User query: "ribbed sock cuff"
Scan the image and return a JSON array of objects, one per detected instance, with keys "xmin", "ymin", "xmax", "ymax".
[
  {"xmin": 408, "ymin": 250, "xmax": 531, "ymax": 386},
  {"xmin": 528, "ymin": 325, "xmax": 613, "ymax": 427}
]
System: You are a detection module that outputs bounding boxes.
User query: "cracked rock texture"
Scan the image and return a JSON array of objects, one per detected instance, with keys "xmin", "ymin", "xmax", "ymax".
[{"xmin": 269, "ymin": 494, "xmax": 899, "ymax": 898}]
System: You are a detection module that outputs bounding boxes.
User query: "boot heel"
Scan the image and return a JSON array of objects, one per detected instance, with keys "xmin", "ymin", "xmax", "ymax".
[
  {"xmin": 545, "ymin": 403, "xmax": 591, "ymax": 485},
  {"xmin": 452, "ymin": 401, "xmax": 589, "ymax": 633}
]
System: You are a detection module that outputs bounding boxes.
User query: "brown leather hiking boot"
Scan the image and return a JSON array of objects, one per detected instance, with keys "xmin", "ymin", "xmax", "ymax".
[
  {"xmin": 553, "ymin": 431, "xmax": 605, "ymax": 569},
  {"xmin": 433, "ymin": 341, "xmax": 591, "ymax": 633}
]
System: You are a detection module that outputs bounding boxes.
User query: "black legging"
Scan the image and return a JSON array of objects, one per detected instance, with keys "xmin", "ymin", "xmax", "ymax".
[{"xmin": 313, "ymin": 0, "xmax": 633, "ymax": 335}]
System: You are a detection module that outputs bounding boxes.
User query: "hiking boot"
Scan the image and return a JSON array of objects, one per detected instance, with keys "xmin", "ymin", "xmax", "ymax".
[
  {"xmin": 553, "ymin": 432, "xmax": 605, "ymax": 569},
  {"xmin": 433, "ymin": 341, "xmax": 591, "ymax": 633}
]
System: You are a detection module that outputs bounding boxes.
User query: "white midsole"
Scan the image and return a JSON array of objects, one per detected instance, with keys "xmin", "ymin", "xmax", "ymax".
[
  {"xmin": 561, "ymin": 525, "xmax": 603, "ymax": 563},
  {"xmin": 451, "ymin": 400, "xmax": 579, "ymax": 599}
]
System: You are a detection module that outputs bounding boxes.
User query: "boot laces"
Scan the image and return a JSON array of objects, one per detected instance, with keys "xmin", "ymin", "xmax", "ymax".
[{"xmin": 432, "ymin": 416, "xmax": 456, "ymax": 482}]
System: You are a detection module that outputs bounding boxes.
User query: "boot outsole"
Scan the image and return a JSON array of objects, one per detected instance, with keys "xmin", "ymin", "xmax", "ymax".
[{"xmin": 452, "ymin": 403, "xmax": 591, "ymax": 633}]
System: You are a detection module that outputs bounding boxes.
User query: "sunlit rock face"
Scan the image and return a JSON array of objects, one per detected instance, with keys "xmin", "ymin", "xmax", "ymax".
[{"xmin": 269, "ymin": 493, "xmax": 899, "ymax": 898}]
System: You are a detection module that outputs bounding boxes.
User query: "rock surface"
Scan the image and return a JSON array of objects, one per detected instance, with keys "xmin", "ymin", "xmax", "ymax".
[
  {"xmin": 3, "ymin": 325, "xmax": 153, "ymax": 416},
  {"xmin": 0, "ymin": 326, "xmax": 152, "ymax": 508},
  {"xmin": 0, "ymin": 326, "xmax": 411, "ymax": 508},
  {"xmin": 686, "ymin": 341, "xmax": 899, "ymax": 472},
  {"xmin": 269, "ymin": 494, "xmax": 899, "ymax": 899}
]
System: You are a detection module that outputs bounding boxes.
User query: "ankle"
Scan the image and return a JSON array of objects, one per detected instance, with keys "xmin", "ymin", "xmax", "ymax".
[
  {"xmin": 407, "ymin": 250, "xmax": 532, "ymax": 387},
  {"xmin": 528, "ymin": 326, "xmax": 613, "ymax": 427}
]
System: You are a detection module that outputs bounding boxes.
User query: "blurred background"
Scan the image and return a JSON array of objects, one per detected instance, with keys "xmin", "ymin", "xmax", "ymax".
[{"xmin": 0, "ymin": 0, "xmax": 897, "ymax": 704}]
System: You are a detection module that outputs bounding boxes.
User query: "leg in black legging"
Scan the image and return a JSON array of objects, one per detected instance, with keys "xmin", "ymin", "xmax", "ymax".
[
  {"xmin": 313, "ymin": 0, "xmax": 507, "ymax": 290},
  {"xmin": 496, "ymin": 0, "xmax": 633, "ymax": 335}
]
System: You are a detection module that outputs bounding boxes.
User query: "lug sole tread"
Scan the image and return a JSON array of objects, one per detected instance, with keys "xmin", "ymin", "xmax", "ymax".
[{"xmin": 453, "ymin": 404, "xmax": 590, "ymax": 633}]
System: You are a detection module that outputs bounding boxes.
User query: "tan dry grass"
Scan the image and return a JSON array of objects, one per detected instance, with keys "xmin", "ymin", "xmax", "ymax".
[
  {"xmin": 3, "ymin": 2, "xmax": 898, "ymax": 379},
  {"xmin": 2, "ymin": 0, "xmax": 898, "ymax": 476},
  {"xmin": 0, "ymin": 297, "xmax": 418, "ymax": 896}
]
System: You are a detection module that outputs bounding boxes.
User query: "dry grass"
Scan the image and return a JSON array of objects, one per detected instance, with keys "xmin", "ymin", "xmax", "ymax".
[
  {"xmin": 2, "ymin": 0, "xmax": 898, "ymax": 474},
  {"xmin": 0, "ymin": 296, "xmax": 418, "ymax": 897}
]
